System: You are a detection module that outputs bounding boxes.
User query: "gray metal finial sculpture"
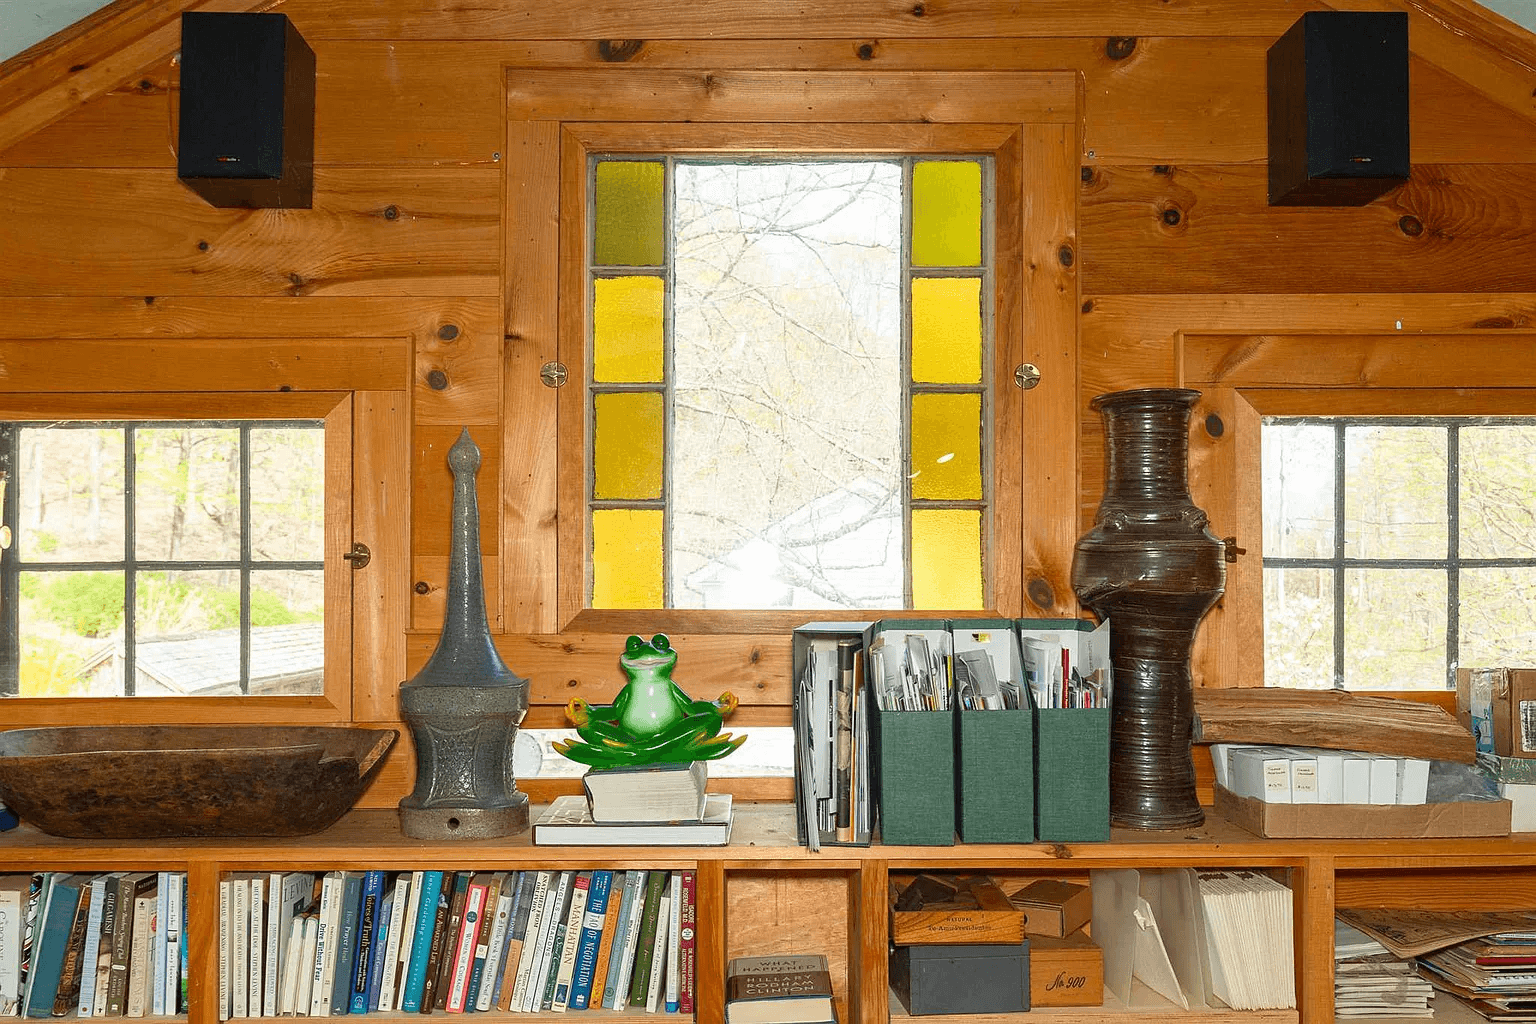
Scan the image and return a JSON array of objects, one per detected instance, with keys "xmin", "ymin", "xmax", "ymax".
[{"xmin": 398, "ymin": 428, "xmax": 530, "ymax": 838}]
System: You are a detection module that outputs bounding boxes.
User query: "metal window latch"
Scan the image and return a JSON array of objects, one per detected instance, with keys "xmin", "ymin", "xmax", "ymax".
[
  {"xmin": 342, "ymin": 542, "xmax": 371, "ymax": 569},
  {"xmin": 540, "ymin": 361, "xmax": 568, "ymax": 388},
  {"xmin": 1014, "ymin": 363, "xmax": 1041, "ymax": 389},
  {"xmin": 1223, "ymin": 536, "xmax": 1246, "ymax": 563}
]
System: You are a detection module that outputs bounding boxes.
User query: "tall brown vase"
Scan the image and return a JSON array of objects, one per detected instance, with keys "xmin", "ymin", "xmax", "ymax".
[{"xmin": 1071, "ymin": 388, "xmax": 1225, "ymax": 829}]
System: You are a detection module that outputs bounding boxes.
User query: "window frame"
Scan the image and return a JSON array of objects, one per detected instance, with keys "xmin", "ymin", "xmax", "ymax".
[
  {"xmin": 1183, "ymin": 329, "xmax": 1536, "ymax": 701},
  {"xmin": 503, "ymin": 69, "xmax": 1084, "ymax": 640}
]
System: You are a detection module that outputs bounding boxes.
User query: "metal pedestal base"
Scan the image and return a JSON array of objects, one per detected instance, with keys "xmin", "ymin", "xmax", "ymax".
[{"xmin": 399, "ymin": 794, "xmax": 528, "ymax": 840}]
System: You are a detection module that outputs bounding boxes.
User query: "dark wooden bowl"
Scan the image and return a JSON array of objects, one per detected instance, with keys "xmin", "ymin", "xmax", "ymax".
[{"xmin": 0, "ymin": 725, "xmax": 397, "ymax": 839}]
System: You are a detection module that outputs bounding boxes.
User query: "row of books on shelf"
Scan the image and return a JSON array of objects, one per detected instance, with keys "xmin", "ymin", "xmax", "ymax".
[
  {"xmin": 0, "ymin": 871, "xmax": 187, "ymax": 1020},
  {"xmin": 219, "ymin": 868, "xmax": 696, "ymax": 1020},
  {"xmin": 1212, "ymin": 744, "xmax": 1434, "ymax": 805},
  {"xmin": 793, "ymin": 618, "xmax": 1111, "ymax": 849}
]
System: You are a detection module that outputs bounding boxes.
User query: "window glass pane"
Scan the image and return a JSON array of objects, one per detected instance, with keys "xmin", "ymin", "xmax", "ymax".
[
  {"xmin": 593, "ymin": 160, "xmax": 665, "ymax": 267},
  {"xmin": 1261, "ymin": 423, "xmax": 1334, "ymax": 558},
  {"xmin": 911, "ymin": 278, "xmax": 982, "ymax": 385},
  {"xmin": 910, "ymin": 393, "xmax": 981, "ymax": 501},
  {"xmin": 592, "ymin": 509, "xmax": 663, "ymax": 608},
  {"xmin": 250, "ymin": 569, "xmax": 324, "ymax": 695},
  {"xmin": 1263, "ymin": 567, "xmax": 1334, "ymax": 689},
  {"xmin": 669, "ymin": 161, "xmax": 904, "ymax": 610},
  {"xmin": 17, "ymin": 427, "xmax": 124, "ymax": 561},
  {"xmin": 1342, "ymin": 567, "xmax": 1447, "ymax": 689},
  {"xmin": 1344, "ymin": 425, "xmax": 1447, "ymax": 560},
  {"xmin": 592, "ymin": 392, "xmax": 664, "ymax": 500},
  {"xmin": 1460, "ymin": 424, "xmax": 1536, "ymax": 559},
  {"xmin": 134, "ymin": 427, "xmax": 242, "ymax": 561},
  {"xmin": 911, "ymin": 160, "xmax": 981, "ymax": 267},
  {"xmin": 911, "ymin": 509, "xmax": 982, "ymax": 608},
  {"xmin": 135, "ymin": 569, "xmax": 242, "ymax": 695},
  {"xmin": 1460, "ymin": 566, "xmax": 1536, "ymax": 668},
  {"xmin": 593, "ymin": 276, "xmax": 665, "ymax": 383},
  {"xmin": 250, "ymin": 427, "xmax": 324, "ymax": 562},
  {"xmin": 20, "ymin": 570, "xmax": 124, "ymax": 697}
]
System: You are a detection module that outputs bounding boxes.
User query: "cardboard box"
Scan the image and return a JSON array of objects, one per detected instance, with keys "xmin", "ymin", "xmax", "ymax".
[
  {"xmin": 1216, "ymin": 784, "xmax": 1511, "ymax": 839},
  {"xmin": 1458, "ymin": 667, "xmax": 1536, "ymax": 756},
  {"xmin": 1028, "ymin": 931, "xmax": 1104, "ymax": 1007},
  {"xmin": 890, "ymin": 941, "xmax": 1029, "ymax": 1015},
  {"xmin": 889, "ymin": 875, "xmax": 1026, "ymax": 946},
  {"xmin": 1010, "ymin": 878, "xmax": 1092, "ymax": 938}
]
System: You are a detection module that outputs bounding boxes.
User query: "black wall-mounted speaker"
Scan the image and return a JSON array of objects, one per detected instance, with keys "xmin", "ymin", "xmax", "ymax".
[
  {"xmin": 1267, "ymin": 11, "xmax": 1409, "ymax": 206},
  {"xmin": 177, "ymin": 12, "xmax": 315, "ymax": 209}
]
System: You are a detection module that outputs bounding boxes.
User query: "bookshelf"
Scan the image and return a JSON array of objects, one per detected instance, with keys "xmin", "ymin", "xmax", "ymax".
[{"xmin": 3, "ymin": 803, "xmax": 1535, "ymax": 1024}]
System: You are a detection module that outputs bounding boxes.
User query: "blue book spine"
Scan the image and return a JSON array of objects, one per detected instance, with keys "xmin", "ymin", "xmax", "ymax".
[
  {"xmin": 364, "ymin": 888, "xmax": 392, "ymax": 1013},
  {"xmin": 568, "ymin": 872, "xmax": 612, "ymax": 1011},
  {"xmin": 399, "ymin": 872, "xmax": 444, "ymax": 1013},
  {"xmin": 349, "ymin": 871, "xmax": 384, "ymax": 1014},
  {"xmin": 25, "ymin": 876, "xmax": 80, "ymax": 1018},
  {"xmin": 331, "ymin": 875, "xmax": 363, "ymax": 1015}
]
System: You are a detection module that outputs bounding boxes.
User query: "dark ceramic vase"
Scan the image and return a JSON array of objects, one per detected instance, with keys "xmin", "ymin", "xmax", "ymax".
[{"xmin": 1071, "ymin": 389, "xmax": 1225, "ymax": 830}]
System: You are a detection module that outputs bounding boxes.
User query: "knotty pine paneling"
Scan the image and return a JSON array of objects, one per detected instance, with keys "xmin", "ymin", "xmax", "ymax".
[
  {"xmin": 413, "ymin": 424, "xmax": 501, "ymax": 557},
  {"xmin": 0, "ymin": 166, "xmax": 498, "ymax": 297},
  {"xmin": 1082, "ymin": 163, "xmax": 1536, "ymax": 294},
  {"xmin": 414, "ymin": 312, "xmax": 502, "ymax": 426}
]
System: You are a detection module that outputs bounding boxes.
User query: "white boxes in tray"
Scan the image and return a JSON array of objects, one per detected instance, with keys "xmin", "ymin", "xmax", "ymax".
[{"xmin": 1212, "ymin": 745, "xmax": 1430, "ymax": 806}]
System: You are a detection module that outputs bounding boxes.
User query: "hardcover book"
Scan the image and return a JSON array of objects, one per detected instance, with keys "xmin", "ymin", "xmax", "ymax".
[
  {"xmin": 725, "ymin": 953, "xmax": 835, "ymax": 1024},
  {"xmin": 532, "ymin": 793, "xmax": 733, "ymax": 846},
  {"xmin": 627, "ymin": 871, "xmax": 668, "ymax": 1008}
]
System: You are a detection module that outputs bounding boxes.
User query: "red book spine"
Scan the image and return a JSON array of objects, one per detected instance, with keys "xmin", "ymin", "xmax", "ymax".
[{"xmin": 678, "ymin": 871, "xmax": 696, "ymax": 1014}]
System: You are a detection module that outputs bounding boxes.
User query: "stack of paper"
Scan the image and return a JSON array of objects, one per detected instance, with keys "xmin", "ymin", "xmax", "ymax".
[
  {"xmin": 1193, "ymin": 869, "xmax": 1296, "ymax": 1010},
  {"xmin": 1334, "ymin": 920, "xmax": 1434, "ymax": 1018}
]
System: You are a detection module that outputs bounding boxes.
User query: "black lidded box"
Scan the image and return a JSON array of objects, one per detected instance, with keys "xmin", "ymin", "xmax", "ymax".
[
  {"xmin": 1267, "ymin": 10, "xmax": 1409, "ymax": 206},
  {"xmin": 177, "ymin": 12, "xmax": 315, "ymax": 208},
  {"xmin": 890, "ymin": 941, "xmax": 1029, "ymax": 1015}
]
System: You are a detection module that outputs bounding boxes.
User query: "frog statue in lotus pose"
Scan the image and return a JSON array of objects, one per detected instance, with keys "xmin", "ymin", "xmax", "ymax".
[{"xmin": 553, "ymin": 634, "xmax": 745, "ymax": 768}]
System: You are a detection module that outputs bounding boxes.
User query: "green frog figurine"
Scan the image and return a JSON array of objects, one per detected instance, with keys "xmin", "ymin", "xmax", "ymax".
[{"xmin": 553, "ymin": 634, "xmax": 745, "ymax": 768}]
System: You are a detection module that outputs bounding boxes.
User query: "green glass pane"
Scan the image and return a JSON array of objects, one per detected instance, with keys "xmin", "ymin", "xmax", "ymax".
[
  {"xmin": 593, "ymin": 391, "xmax": 663, "ymax": 500},
  {"xmin": 912, "ymin": 509, "xmax": 982, "ymax": 609},
  {"xmin": 594, "ymin": 161, "xmax": 665, "ymax": 267},
  {"xmin": 593, "ymin": 276, "xmax": 665, "ymax": 383},
  {"xmin": 911, "ymin": 277, "xmax": 982, "ymax": 384},
  {"xmin": 912, "ymin": 161, "xmax": 981, "ymax": 267},
  {"xmin": 910, "ymin": 393, "xmax": 981, "ymax": 500},
  {"xmin": 592, "ymin": 509, "xmax": 664, "ymax": 608}
]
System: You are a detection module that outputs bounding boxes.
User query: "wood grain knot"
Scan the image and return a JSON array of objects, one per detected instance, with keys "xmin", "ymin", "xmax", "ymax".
[
  {"xmin": 426, "ymin": 369, "xmax": 449, "ymax": 391},
  {"xmin": 1057, "ymin": 244, "xmax": 1075, "ymax": 268},
  {"xmin": 1082, "ymin": 299, "xmax": 1094, "ymax": 313},
  {"xmin": 910, "ymin": 3, "xmax": 926, "ymax": 16},
  {"xmin": 856, "ymin": 42, "xmax": 877, "ymax": 60},
  {"xmin": 1027, "ymin": 577, "xmax": 1055, "ymax": 608},
  {"xmin": 437, "ymin": 323, "xmax": 460, "ymax": 341},
  {"xmin": 1105, "ymin": 36, "xmax": 1137, "ymax": 60},
  {"xmin": 414, "ymin": 581, "xmax": 430, "ymax": 594},
  {"xmin": 1204, "ymin": 412, "xmax": 1225, "ymax": 438},
  {"xmin": 1398, "ymin": 214, "xmax": 1424, "ymax": 237},
  {"xmin": 383, "ymin": 205, "xmax": 399, "ymax": 220},
  {"xmin": 1161, "ymin": 207, "xmax": 1182, "ymax": 227},
  {"xmin": 597, "ymin": 39, "xmax": 644, "ymax": 62}
]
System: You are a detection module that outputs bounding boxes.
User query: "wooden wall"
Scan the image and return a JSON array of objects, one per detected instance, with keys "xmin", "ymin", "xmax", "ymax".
[{"xmin": 3, "ymin": 0, "xmax": 1536, "ymax": 806}]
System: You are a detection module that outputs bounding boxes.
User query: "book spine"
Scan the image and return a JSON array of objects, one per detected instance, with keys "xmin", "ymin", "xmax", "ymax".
[
  {"xmin": 507, "ymin": 871, "xmax": 548, "ymax": 1012},
  {"xmin": 473, "ymin": 888, "xmax": 513, "ymax": 1013},
  {"xmin": 330, "ymin": 875, "xmax": 362, "ymax": 1016},
  {"xmin": 398, "ymin": 872, "xmax": 443, "ymax": 1013},
  {"xmin": 26, "ymin": 878, "xmax": 76, "ymax": 1019},
  {"xmin": 124, "ymin": 895, "xmax": 152, "ymax": 1018},
  {"xmin": 388, "ymin": 873, "xmax": 423, "ymax": 1013},
  {"xmin": 522, "ymin": 872, "xmax": 565, "ymax": 1013},
  {"xmin": 217, "ymin": 880, "xmax": 230, "ymax": 1022},
  {"xmin": 277, "ymin": 913, "xmax": 306, "ymax": 1016},
  {"xmin": 568, "ymin": 870, "xmax": 612, "ymax": 1010},
  {"xmin": 307, "ymin": 874, "xmax": 338, "ymax": 1019},
  {"xmin": 52, "ymin": 878, "xmax": 93, "ymax": 1017},
  {"xmin": 429, "ymin": 873, "xmax": 467, "ymax": 1012},
  {"xmin": 606, "ymin": 872, "xmax": 645, "ymax": 1010},
  {"xmin": 463, "ymin": 875, "xmax": 501, "ymax": 1012},
  {"xmin": 108, "ymin": 879, "xmax": 151, "ymax": 1018},
  {"xmin": 643, "ymin": 889, "xmax": 670, "ymax": 1013},
  {"xmin": 416, "ymin": 872, "xmax": 455, "ymax": 1014},
  {"xmin": 364, "ymin": 892, "xmax": 392, "ymax": 1013},
  {"xmin": 92, "ymin": 878, "xmax": 118, "ymax": 1019},
  {"xmin": 349, "ymin": 871, "xmax": 383, "ymax": 1014},
  {"xmin": 72, "ymin": 880, "xmax": 103, "ymax": 1019},
  {"xmin": 550, "ymin": 873, "xmax": 591, "ymax": 1011},
  {"xmin": 233, "ymin": 879, "xmax": 249, "ymax": 1020},
  {"xmin": 164, "ymin": 874, "xmax": 182, "ymax": 1018},
  {"xmin": 665, "ymin": 872, "xmax": 682, "ymax": 1012},
  {"xmin": 678, "ymin": 870, "xmax": 696, "ymax": 1014},
  {"xmin": 246, "ymin": 877, "xmax": 262, "ymax": 1019},
  {"xmin": 626, "ymin": 872, "xmax": 667, "ymax": 1008},
  {"xmin": 150, "ymin": 873, "xmax": 170, "ymax": 1018},
  {"xmin": 293, "ymin": 913, "xmax": 319, "ymax": 1016},
  {"xmin": 493, "ymin": 874, "xmax": 532, "ymax": 1011},
  {"xmin": 443, "ymin": 879, "xmax": 485, "ymax": 1013},
  {"xmin": 0, "ymin": 885, "xmax": 23, "ymax": 1017}
]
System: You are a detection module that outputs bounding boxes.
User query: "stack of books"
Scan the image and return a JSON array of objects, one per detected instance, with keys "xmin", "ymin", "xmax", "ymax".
[
  {"xmin": 214, "ymin": 868, "xmax": 699, "ymax": 1018},
  {"xmin": 1417, "ymin": 931, "xmax": 1536, "ymax": 1019},
  {"xmin": 0, "ymin": 870, "xmax": 188, "ymax": 1020},
  {"xmin": 1213, "ymin": 744, "xmax": 1433, "ymax": 805},
  {"xmin": 1333, "ymin": 918, "xmax": 1433, "ymax": 1018}
]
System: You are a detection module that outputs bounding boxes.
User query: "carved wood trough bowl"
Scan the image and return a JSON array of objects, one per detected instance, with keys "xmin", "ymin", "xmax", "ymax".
[{"xmin": 0, "ymin": 725, "xmax": 397, "ymax": 839}]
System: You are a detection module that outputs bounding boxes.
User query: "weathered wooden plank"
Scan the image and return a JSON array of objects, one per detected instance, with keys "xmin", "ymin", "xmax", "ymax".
[
  {"xmin": 413, "ymin": 424, "xmax": 501, "ymax": 558},
  {"xmin": 281, "ymin": 0, "xmax": 1328, "ymax": 39},
  {"xmin": 509, "ymin": 70, "xmax": 1075, "ymax": 123},
  {"xmin": 0, "ymin": 166, "xmax": 499, "ymax": 297},
  {"xmin": 414, "ymin": 312, "xmax": 501, "ymax": 426},
  {"xmin": 0, "ymin": 337, "xmax": 407, "ymax": 392},
  {"xmin": 1082, "ymin": 163, "xmax": 1536, "ymax": 294},
  {"xmin": 1183, "ymin": 332, "xmax": 1536, "ymax": 387},
  {"xmin": 1192, "ymin": 688, "xmax": 1476, "ymax": 762},
  {"xmin": 353, "ymin": 391, "xmax": 411, "ymax": 722}
]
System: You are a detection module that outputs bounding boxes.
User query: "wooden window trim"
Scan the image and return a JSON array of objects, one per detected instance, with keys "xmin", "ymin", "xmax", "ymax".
[{"xmin": 1183, "ymin": 330, "xmax": 1536, "ymax": 698}]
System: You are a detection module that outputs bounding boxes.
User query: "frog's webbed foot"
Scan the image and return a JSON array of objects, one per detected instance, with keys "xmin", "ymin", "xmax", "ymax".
[{"xmin": 716, "ymin": 691, "xmax": 739, "ymax": 715}]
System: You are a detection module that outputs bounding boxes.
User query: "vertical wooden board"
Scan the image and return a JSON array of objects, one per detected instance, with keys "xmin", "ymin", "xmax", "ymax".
[
  {"xmin": 695, "ymin": 862, "xmax": 727, "ymax": 1024},
  {"xmin": 413, "ymin": 424, "xmax": 501, "ymax": 557},
  {"xmin": 1019, "ymin": 121, "xmax": 1080, "ymax": 617},
  {"xmin": 852, "ymin": 862, "xmax": 888, "ymax": 1024},
  {"xmin": 0, "ymin": 167, "xmax": 500, "ymax": 297},
  {"xmin": 185, "ymin": 859, "xmax": 222, "ymax": 1024},
  {"xmin": 504, "ymin": 119, "xmax": 562, "ymax": 634},
  {"xmin": 324, "ymin": 395, "xmax": 355, "ymax": 718},
  {"xmin": 353, "ymin": 391, "xmax": 411, "ymax": 721},
  {"xmin": 1290, "ymin": 860, "xmax": 1335, "ymax": 1024},
  {"xmin": 556, "ymin": 128, "xmax": 590, "ymax": 627},
  {"xmin": 725, "ymin": 872, "xmax": 850, "ymax": 1004},
  {"xmin": 990, "ymin": 131, "xmax": 1025, "ymax": 618},
  {"xmin": 415, "ymin": 311, "xmax": 502, "ymax": 425},
  {"xmin": 411, "ymin": 554, "xmax": 501, "ymax": 633}
]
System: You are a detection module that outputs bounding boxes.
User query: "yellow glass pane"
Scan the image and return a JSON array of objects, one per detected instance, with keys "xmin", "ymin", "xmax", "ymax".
[
  {"xmin": 592, "ymin": 509, "xmax": 664, "ymax": 608},
  {"xmin": 593, "ymin": 277, "xmax": 664, "ymax": 383},
  {"xmin": 910, "ymin": 393, "xmax": 981, "ymax": 500},
  {"xmin": 593, "ymin": 391, "xmax": 663, "ymax": 499},
  {"xmin": 911, "ymin": 509, "xmax": 982, "ymax": 609},
  {"xmin": 911, "ymin": 161, "xmax": 981, "ymax": 267},
  {"xmin": 594, "ymin": 160, "xmax": 665, "ymax": 267},
  {"xmin": 911, "ymin": 277, "xmax": 981, "ymax": 384}
]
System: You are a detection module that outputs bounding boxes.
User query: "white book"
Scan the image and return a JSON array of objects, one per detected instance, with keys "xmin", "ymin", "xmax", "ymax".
[
  {"xmin": 390, "ymin": 873, "xmax": 424, "ymax": 1012},
  {"xmin": 551, "ymin": 873, "xmax": 591, "ymax": 1011},
  {"xmin": 608, "ymin": 872, "xmax": 648, "ymax": 1010},
  {"xmin": 643, "ymin": 890, "xmax": 670, "ymax": 1013},
  {"xmin": 164, "ymin": 872, "xmax": 185, "ymax": 1017},
  {"xmin": 665, "ymin": 873, "xmax": 682, "ymax": 1012},
  {"xmin": 277, "ymin": 916, "xmax": 307, "ymax": 1017},
  {"xmin": 153, "ymin": 872, "xmax": 170, "ymax": 1016},
  {"xmin": 1369, "ymin": 756, "xmax": 1398, "ymax": 804},
  {"xmin": 0, "ymin": 878, "xmax": 22, "ymax": 1018},
  {"xmin": 76, "ymin": 875, "xmax": 107, "ymax": 1018},
  {"xmin": 1398, "ymin": 757, "xmax": 1430, "ymax": 805},
  {"xmin": 308, "ymin": 873, "xmax": 341, "ymax": 1018},
  {"xmin": 248, "ymin": 875, "xmax": 265, "ymax": 1017},
  {"xmin": 220, "ymin": 879, "xmax": 233, "ymax": 1021},
  {"xmin": 1229, "ymin": 746, "xmax": 1292, "ymax": 803},
  {"xmin": 509, "ymin": 871, "xmax": 551, "ymax": 1012},
  {"xmin": 475, "ymin": 891, "xmax": 514, "ymax": 1012},
  {"xmin": 1289, "ymin": 753, "xmax": 1320, "ymax": 804},
  {"xmin": 375, "ymin": 879, "xmax": 409, "ymax": 1013},
  {"xmin": 526, "ymin": 871, "xmax": 571, "ymax": 1012},
  {"xmin": 126, "ymin": 890, "xmax": 156, "ymax": 1018},
  {"xmin": 233, "ymin": 877, "xmax": 251, "ymax": 1019},
  {"xmin": 267, "ymin": 873, "xmax": 314, "ymax": 1018},
  {"xmin": 1315, "ymin": 751, "xmax": 1347, "ymax": 804},
  {"xmin": 294, "ymin": 914, "xmax": 319, "ymax": 1017},
  {"xmin": 1342, "ymin": 756, "xmax": 1372, "ymax": 803},
  {"xmin": 1209, "ymin": 743, "xmax": 1235, "ymax": 790}
]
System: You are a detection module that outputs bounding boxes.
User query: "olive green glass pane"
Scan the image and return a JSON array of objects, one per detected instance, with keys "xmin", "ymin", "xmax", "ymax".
[
  {"xmin": 911, "ymin": 161, "xmax": 981, "ymax": 267},
  {"xmin": 592, "ymin": 509, "xmax": 664, "ymax": 608},
  {"xmin": 594, "ymin": 161, "xmax": 665, "ymax": 267},
  {"xmin": 593, "ymin": 391, "xmax": 663, "ymax": 500},
  {"xmin": 910, "ymin": 393, "xmax": 981, "ymax": 500},
  {"xmin": 911, "ymin": 509, "xmax": 982, "ymax": 609},
  {"xmin": 911, "ymin": 277, "xmax": 981, "ymax": 384},
  {"xmin": 593, "ymin": 276, "xmax": 665, "ymax": 383}
]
